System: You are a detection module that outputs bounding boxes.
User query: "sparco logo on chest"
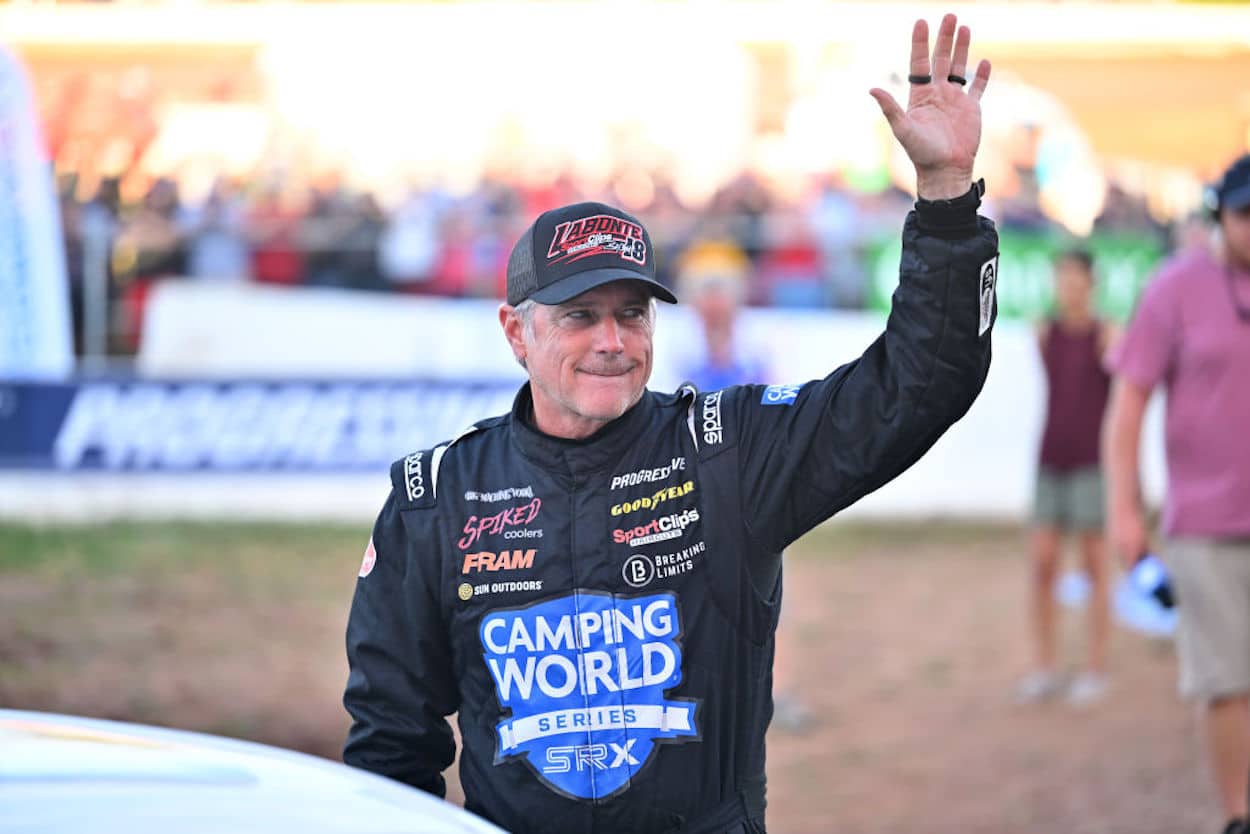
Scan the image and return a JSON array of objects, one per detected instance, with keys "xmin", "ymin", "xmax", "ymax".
[
  {"xmin": 458, "ymin": 498, "xmax": 542, "ymax": 550},
  {"xmin": 701, "ymin": 391, "xmax": 723, "ymax": 445}
]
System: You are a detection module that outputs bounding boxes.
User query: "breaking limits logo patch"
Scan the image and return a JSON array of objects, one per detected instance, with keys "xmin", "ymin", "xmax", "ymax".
[
  {"xmin": 480, "ymin": 590, "xmax": 699, "ymax": 801},
  {"xmin": 546, "ymin": 215, "xmax": 647, "ymax": 267}
]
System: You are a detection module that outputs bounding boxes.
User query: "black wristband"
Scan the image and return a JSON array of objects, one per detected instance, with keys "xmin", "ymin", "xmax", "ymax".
[{"xmin": 914, "ymin": 178, "xmax": 984, "ymax": 238}]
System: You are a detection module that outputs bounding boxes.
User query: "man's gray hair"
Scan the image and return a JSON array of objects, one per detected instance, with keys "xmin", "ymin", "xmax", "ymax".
[
  {"xmin": 511, "ymin": 299, "xmax": 537, "ymax": 370},
  {"xmin": 514, "ymin": 299, "xmax": 538, "ymax": 340}
]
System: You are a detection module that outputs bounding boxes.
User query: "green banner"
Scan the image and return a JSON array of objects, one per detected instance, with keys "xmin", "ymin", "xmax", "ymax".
[{"xmin": 865, "ymin": 230, "xmax": 1166, "ymax": 322}]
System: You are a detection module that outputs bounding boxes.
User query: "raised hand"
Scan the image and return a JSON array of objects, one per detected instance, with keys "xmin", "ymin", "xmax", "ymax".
[{"xmin": 869, "ymin": 13, "xmax": 992, "ymax": 200}]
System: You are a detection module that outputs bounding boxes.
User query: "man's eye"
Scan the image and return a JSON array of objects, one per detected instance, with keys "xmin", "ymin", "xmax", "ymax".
[{"xmin": 621, "ymin": 308, "xmax": 646, "ymax": 320}]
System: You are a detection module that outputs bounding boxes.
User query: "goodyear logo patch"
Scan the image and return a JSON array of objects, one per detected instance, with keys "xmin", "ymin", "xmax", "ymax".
[{"xmin": 480, "ymin": 591, "xmax": 698, "ymax": 801}]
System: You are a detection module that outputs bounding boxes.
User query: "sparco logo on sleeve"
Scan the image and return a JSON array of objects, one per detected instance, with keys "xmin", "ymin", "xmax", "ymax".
[
  {"xmin": 404, "ymin": 452, "xmax": 425, "ymax": 500},
  {"xmin": 480, "ymin": 591, "xmax": 699, "ymax": 801},
  {"xmin": 358, "ymin": 537, "xmax": 377, "ymax": 578},
  {"xmin": 701, "ymin": 391, "xmax": 723, "ymax": 445},
  {"xmin": 978, "ymin": 255, "xmax": 998, "ymax": 336}
]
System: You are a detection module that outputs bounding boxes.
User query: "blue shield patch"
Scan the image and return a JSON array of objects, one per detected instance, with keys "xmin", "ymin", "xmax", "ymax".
[
  {"xmin": 480, "ymin": 590, "xmax": 699, "ymax": 801},
  {"xmin": 760, "ymin": 384, "xmax": 802, "ymax": 405}
]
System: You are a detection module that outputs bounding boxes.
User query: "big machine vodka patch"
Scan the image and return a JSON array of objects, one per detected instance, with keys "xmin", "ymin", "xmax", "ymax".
[{"xmin": 480, "ymin": 591, "xmax": 699, "ymax": 800}]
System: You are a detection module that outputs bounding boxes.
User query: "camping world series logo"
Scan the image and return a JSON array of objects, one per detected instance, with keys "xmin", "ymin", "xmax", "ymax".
[{"xmin": 480, "ymin": 590, "xmax": 699, "ymax": 800}]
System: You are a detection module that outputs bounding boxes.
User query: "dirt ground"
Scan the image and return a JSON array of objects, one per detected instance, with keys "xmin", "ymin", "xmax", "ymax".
[{"xmin": 0, "ymin": 521, "xmax": 1221, "ymax": 833}]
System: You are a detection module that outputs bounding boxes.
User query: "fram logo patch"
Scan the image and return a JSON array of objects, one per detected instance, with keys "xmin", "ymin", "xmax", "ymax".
[
  {"xmin": 481, "ymin": 591, "xmax": 698, "ymax": 801},
  {"xmin": 459, "ymin": 498, "xmax": 542, "ymax": 550},
  {"xmin": 462, "ymin": 549, "xmax": 537, "ymax": 574},
  {"xmin": 547, "ymin": 215, "xmax": 646, "ymax": 267}
]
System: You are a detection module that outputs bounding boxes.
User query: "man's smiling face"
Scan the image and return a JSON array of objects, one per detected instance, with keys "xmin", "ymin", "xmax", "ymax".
[{"xmin": 501, "ymin": 281, "xmax": 656, "ymax": 440}]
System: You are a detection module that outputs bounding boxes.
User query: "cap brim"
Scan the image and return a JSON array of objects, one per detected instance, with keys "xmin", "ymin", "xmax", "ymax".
[
  {"xmin": 1223, "ymin": 182, "xmax": 1250, "ymax": 212},
  {"xmin": 527, "ymin": 267, "xmax": 677, "ymax": 306}
]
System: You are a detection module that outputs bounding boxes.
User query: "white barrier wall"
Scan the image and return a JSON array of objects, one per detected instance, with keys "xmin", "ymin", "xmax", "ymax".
[{"xmin": 0, "ymin": 282, "xmax": 1165, "ymax": 522}]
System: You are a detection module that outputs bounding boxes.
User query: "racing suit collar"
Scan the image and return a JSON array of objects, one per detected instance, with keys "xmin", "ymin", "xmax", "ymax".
[{"xmin": 510, "ymin": 383, "xmax": 657, "ymax": 482}]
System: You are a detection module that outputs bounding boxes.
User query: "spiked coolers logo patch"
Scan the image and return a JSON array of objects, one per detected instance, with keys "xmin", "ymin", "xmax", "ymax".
[{"xmin": 480, "ymin": 591, "xmax": 698, "ymax": 801}]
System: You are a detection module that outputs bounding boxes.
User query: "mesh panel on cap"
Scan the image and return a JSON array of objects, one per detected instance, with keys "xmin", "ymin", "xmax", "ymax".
[{"xmin": 506, "ymin": 223, "xmax": 537, "ymax": 305}]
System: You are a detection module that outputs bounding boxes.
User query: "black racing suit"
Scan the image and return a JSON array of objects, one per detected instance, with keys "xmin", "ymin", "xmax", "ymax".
[{"xmin": 344, "ymin": 191, "xmax": 999, "ymax": 833}]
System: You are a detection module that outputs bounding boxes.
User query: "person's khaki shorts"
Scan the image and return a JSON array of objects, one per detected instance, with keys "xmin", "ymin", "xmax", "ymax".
[
  {"xmin": 1032, "ymin": 465, "xmax": 1105, "ymax": 531},
  {"xmin": 1162, "ymin": 538, "xmax": 1250, "ymax": 701}
]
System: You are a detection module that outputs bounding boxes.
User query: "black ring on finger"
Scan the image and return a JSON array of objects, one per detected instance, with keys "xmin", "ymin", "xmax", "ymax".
[
  {"xmin": 907, "ymin": 73, "xmax": 932, "ymax": 85},
  {"xmin": 947, "ymin": 74, "xmax": 967, "ymax": 86}
]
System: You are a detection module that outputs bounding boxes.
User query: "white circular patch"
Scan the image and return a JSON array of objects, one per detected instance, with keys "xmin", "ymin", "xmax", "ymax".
[{"xmin": 622, "ymin": 554, "xmax": 655, "ymax": 588}]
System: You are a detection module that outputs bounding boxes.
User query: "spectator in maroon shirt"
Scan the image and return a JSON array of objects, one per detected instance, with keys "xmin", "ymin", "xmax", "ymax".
[{"xmin": 1017, "ymin": 248, "xmax": 1118, "ymax": 706}]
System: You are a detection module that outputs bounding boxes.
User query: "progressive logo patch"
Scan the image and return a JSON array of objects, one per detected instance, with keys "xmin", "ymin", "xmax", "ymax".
[{"xmin": 480, "ymin": 590, "xmax": 699, "ymax": 801}]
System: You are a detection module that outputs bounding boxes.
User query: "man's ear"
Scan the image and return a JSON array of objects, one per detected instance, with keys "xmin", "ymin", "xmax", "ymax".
[{"xmin": 499, "ymin": 304, "xmax": 527, "ymax": 365}]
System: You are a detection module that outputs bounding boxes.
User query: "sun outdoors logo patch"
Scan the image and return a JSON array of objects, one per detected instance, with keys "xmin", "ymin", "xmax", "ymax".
[
  {"xmin": 481, "ymin": 591, "xmax": 699, "ymax": 801},
  {"xmin": 547, "ymin": 214, "xmax": 647, "ymax": 267}
]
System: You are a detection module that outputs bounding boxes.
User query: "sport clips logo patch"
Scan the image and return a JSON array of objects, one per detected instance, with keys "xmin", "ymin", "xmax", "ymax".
[
  {"xmin": 547, "ymin": 214, "xmax": 646, "ymax": 267},
  {"xmin": 481, "ymin": 591, "xmax": 698, "ymax": 801}
]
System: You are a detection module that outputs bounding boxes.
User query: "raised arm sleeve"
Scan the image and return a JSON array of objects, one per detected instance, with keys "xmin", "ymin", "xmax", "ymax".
[{"xmin": 727, "ymin": 189, "xmax": 998, "ymax": 554}]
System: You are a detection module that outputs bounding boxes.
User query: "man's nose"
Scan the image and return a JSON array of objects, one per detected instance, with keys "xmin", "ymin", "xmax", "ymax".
[{"xmin": 593, "ymin": 317, "xmax": 625, "ymax": 352}]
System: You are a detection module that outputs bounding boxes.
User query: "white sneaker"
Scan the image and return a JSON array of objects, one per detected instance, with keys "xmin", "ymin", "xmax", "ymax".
[
  {"xmin": 1014, "ymin": 670, "xmax": 1064, "ymax": 703},
  {"xmin": 1065, "ymin": 672, "xmax": 1108, "ymax": 706}
]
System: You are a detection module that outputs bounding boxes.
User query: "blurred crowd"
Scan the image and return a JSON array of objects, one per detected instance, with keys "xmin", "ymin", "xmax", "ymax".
[{"xmin": 57, "ymin": 161, "xmax": 1179, "ymax": 356}]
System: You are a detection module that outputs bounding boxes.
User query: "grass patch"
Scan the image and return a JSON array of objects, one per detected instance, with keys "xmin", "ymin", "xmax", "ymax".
[
  {"xmin": 0, "ymin": 522, "xmax": 372, "ymax": 578},
  {"xmin": 790, "ymin": 517, "xmax": 1023, "ymax": 560},
  {"xmin": 0, "ymin": 519, "xmax": 1025, "ymax": 578}
]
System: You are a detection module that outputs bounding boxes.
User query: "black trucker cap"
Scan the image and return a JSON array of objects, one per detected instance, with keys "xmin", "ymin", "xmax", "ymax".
[
  {"xmin": 1216, "ymin": 153, "xmax": 1250, "ymax": 214},
  {"xmin": 506, "ymin": 201, "xmax": 678, "ymax": 306}
]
